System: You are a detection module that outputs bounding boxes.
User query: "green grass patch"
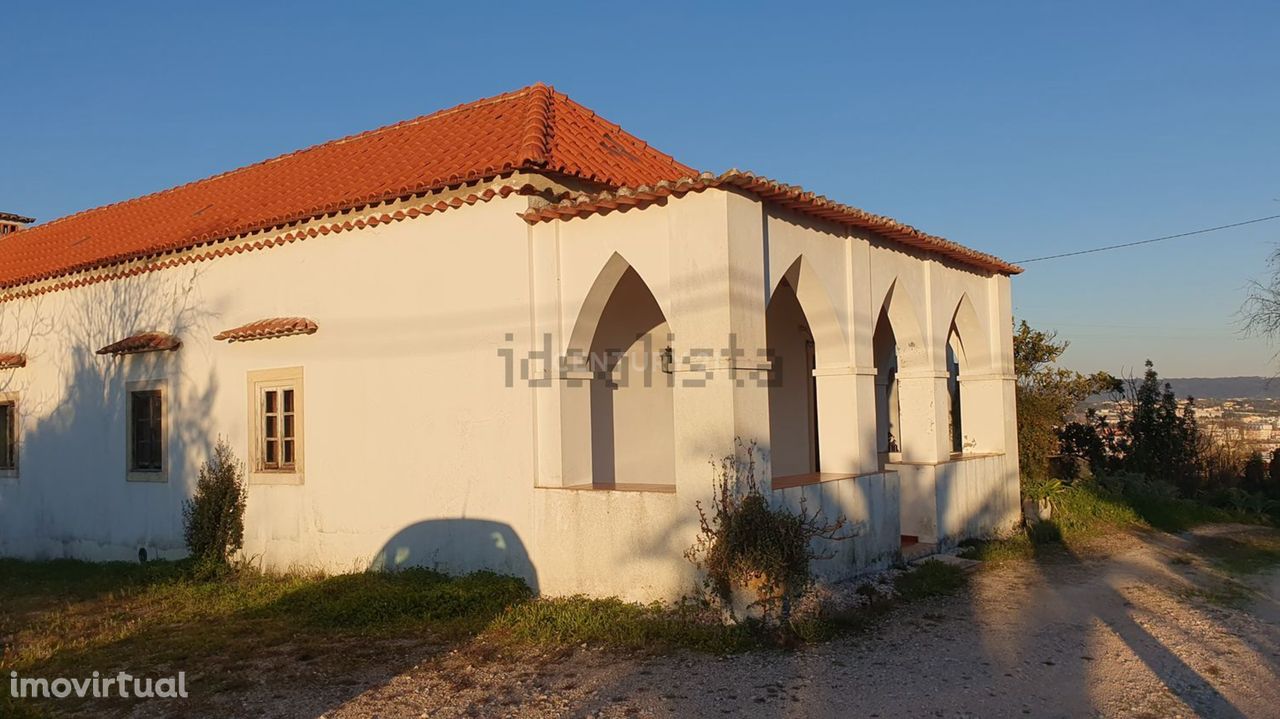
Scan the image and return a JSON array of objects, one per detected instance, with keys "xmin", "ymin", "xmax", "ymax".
[
  {"xmin": 1048, "ymin": 483, "xmax": 1144, "ymax": 538},
  {"xmin": 960, "ymin": 477, "xmax": 1275, "ymax": 568},
  {"xmin": 893, "ymin": 560, "xmax": 967, "ymax": 600},
  {"xmin": 0, "ymin": 557, "xmax": 192, "ymax": 601},
  {"xmin": 1182, "ymin": 580, "xmax": 1255, "ymax": 608},
  {"xmin": 959, "ymin": 534, "xmax": 1036, "ymax": 562},
  {"xmin": 0, "ymin": 553, "xmax": 975, "ymax": 719},
  {"xmin": 0, "ymin": 558, "xmax": 537, "ymax": 717},
  {"xmin": 489, "ymin": 561, "xmax": 966, "ymax": 654},
  {"xmin": 960, "ymin": 482, "xmax": 1143, "ymax": 561},
  {"xmin": 1124, "ymin": 496, "xmax": 1245, "ymax": 533},
  {"xmin": 1197, "ymin": 533, "xmax": 1280, "ymax": 576},
  {"xmin": 265, "ymin": 568, "xmax": 532, "ymax": 633},
  {"xmin": 487, "ymin": 596, "xmax": 763, "ymax": 653}
]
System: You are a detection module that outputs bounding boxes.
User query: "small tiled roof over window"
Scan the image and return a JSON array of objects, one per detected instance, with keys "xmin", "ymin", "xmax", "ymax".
[
  {"xmin": 0, "ymin": 353, "xmax": 26, "ymax": 369},
  {"xmin": 96, "ymin": 332, "xmax": 182, "ymax": 356},
  {"xmin": 214, "ymin": 317, "xmax": 318, "ymax": 343}
]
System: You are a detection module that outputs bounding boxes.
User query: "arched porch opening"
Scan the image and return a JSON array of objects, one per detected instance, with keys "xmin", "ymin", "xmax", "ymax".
[
  {"xmin": 873, "ymin": 305, "xmax": 901, "ymax": 468},
  {"xmin": 946, "ymin": 293, "xmax": 992, "ymax": 456},
  {"xmin": 563, "ymin": 255, "xmax": 675, "ymax": 489},
  {"xmin": 764, "ymin": 256, "xmax": 854, "ymax": 481},
  {"xmin": 767, "ymin": 278, "xmax": 819, "ymax": 476},
  {"xmin": 946, "ymin": 328, "xmax": 963, "ymax": 455},
  {"xmin": 588, "ymin": 266, "xmax": 675, "ymax": 487},
  {"xmin": 872, "ymin": 280, "xmax": 926, "ymax": 467}
]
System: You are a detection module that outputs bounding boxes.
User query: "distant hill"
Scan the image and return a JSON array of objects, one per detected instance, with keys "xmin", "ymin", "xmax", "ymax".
[{"xmin": 1157, "ymin": 377, "xmax": 1279, "ymax": 400}]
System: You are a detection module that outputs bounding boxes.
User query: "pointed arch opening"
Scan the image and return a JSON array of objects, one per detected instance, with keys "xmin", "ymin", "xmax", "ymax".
[
  {"xmin": 946, "ymin": 327, "xmax": 963, "ymax": 455},
  {"xmin": 872, "ymin": 280, "xmax": 925, "ymax": 468},
  {"xmin": 945, "ymin": 293, "xmax": 991, "ymax": 457},
  {"xmin": 873, "ymin": 305, "xmax": 901, "ymax": 467},
  {"xmin": 765, "ymin": 256, "xmax": 853, "ymax": 480},
  {"xmin": 767, "ymin": 277, "xmax": 820, "ymax": 476},
  {"xmin": 563, "ymin": 256, "xmax": 675, "ymax": 489}
]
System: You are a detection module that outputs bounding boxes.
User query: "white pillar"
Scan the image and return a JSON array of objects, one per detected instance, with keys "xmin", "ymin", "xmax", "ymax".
[{"xmin": 666, "ymin": 190, "xmax": 772, "ymax": 499}]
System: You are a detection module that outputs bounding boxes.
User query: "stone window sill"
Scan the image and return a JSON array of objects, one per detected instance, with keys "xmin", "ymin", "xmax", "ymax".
[{"xmin": 542, "ymin": 483, "xmax": 676, "ymax": 494}]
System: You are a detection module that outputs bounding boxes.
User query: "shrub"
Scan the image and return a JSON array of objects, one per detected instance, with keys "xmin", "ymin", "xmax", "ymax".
[
  {"xmin": 1021, "ymin": 476, "xmax": 1066, "ymax": 504},
  {"xmin": 182, "ymin": 438, "xmax": 247, "ymax": 570},
  {"xmin": 1221, "ymin": 488, "xmax": 1279, "ymax": 520},
  {"xmin": 685, "ymin": 441, "xmax": 847, "ymax": 624}
]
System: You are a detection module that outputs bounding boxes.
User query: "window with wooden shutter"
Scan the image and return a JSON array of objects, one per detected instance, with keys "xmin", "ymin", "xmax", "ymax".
[{"xmin": 248, "ymin": 368, "xmax": 304, "ymax": 484}]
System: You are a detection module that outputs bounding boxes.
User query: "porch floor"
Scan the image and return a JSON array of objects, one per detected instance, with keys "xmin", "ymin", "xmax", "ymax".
[{"xmin": 900, "ymin": 536, "xmax": 939, "ymax": 562}]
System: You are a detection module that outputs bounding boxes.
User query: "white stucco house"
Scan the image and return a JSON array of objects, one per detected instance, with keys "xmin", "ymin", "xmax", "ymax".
[{"xmin": 0, "ymin": 84, "xmax": 1022, "ymax": 600}]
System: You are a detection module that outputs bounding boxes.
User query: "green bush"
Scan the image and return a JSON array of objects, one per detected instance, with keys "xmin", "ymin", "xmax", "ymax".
[
  {"xmin": 182, "ymin": 438, "xmax": 247, "ymax": 570},
  {"xmin": 1021, "ymin": 476, "xmax": 1066, "ymax": 503},
  {"xmin": 685, "ymin": 441, "xmax": 846, "ymax": 623}
]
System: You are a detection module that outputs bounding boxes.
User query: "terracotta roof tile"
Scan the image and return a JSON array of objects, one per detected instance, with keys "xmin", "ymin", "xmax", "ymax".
[
  {"xmin": 0, "ymin": 84, "xmax": 694, "ymax": 290},
  {"xmin": 214, "ymin": 317, "xmax": 318, "ymax": 343},
  {"xmin": 96, "ymin": 332, "xmax": 182, "ymax": 356},
  {"xmin": 521, "ymin": 171, "xmax": 1022, "ymax": 275},
  {"xmin": 0, "ymin": 353, "xmax": 26, "ymax": 369}
]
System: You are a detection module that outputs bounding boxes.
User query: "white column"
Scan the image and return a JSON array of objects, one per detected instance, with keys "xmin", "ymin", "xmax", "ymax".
[{"xmin": 666, "ymin": 190, "xmax": 772, "ymax": 498}]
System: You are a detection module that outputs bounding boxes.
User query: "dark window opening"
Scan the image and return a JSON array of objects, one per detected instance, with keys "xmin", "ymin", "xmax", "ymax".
[
  {"xmin": 0, "ymin": 402, "xmax": 15, "ymax": 470},
  {"xmin": 130, "ymin": 390, "xmax": 163, "ymax": 471}
]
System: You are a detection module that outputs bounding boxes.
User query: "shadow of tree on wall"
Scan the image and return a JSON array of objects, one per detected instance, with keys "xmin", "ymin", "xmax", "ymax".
[
  {"xmin": 0, "ymin": 268, "xmax": 224, "ymax": 560},
  {"xmin": 0, "ymin": 297, "xmax": 55, "ymax": 397}
]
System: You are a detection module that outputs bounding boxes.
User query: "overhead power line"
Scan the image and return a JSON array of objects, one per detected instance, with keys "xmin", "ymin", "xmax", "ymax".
[{"xmin": 1015, "ymin": 214, "xmax": 1280, "ymax": 264}]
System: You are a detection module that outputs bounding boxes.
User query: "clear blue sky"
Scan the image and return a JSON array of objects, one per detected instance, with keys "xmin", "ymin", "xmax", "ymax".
[{"xmin": 3, "ymin": 2, "xmax": 1278, "ymax": 378}]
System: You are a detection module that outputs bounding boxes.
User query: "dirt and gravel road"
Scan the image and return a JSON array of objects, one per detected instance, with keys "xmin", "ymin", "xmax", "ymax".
[{"xmin": 305, "ymin": 524, "xmax": 1280, "ymax": 719}]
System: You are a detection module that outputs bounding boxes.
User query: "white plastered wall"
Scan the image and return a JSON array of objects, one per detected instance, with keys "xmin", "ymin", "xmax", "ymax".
[{"xmin": 0, "ymin": 182, "xmax": 1017, "ymax": 600}]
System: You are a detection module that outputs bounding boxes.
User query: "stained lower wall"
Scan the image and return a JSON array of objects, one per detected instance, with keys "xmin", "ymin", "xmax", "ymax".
[
  {"xmin": 772, "ymin": 472, "xmax": 902, "ymax": 580},
  {"xmin": 890, "ymin": 453, "xmax": 1021, "ymax": 547}
]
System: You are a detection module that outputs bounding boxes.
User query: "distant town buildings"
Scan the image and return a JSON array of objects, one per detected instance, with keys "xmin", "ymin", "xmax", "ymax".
[{"xmin": 1082, "ymin": 397, "xmax": 1280, "ymax": 457}]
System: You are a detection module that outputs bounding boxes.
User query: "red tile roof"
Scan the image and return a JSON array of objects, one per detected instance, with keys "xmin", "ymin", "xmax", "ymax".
[
  {"xmin": 214, "ymin": 317, "xmax": 318, "ymax": 343},
  {"xmin": 0, "ymin": 84, "xmax": 693, "ymax": 290},
  {"xmin": 1, "ymin": 84, "xmax": 1019, "ymax": 290},
  {"xmin": 0, "ymin": 353, "xmax": 26, "ymax": 369},
  {"xmin": 96, "ymin": 332, "xmax": 182, "ymax": 356},
  {"xmin": 521, "ymin": 171, "xmax": 1022, "ymax": 275}
]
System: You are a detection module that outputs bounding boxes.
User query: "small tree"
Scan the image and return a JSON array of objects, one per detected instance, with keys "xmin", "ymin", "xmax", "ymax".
[
  {"xmin": 1269, "ymin": 449, "xmax": 1280, "ymax": 499},
  {"xmin": 1242, "ymin": 452, "xmax": 1268, "ymax": 494},
  {"xmin": 685, "ymin": 441, "xmax": 847, "ymax": 625},
  {"xmin": 1242, "ymin": 248, "xmax": 1280, "ymax": 365},
  {"xmin": 1118, "ymin": 361, "xmax": 1203, "ymax": 494},
  {"xmin": 183, "ymin": 438, "xmax": 247, "ymax": 569},
  {"xmin": 1013, "ymin": 320, "xmax": 1118, "ymax": 478}
]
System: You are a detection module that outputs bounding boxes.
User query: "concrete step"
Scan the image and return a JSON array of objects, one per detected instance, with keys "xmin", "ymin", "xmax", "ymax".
[{"xmin": 908, "ymin": 553, "xmax": 982, "ymax": 572}]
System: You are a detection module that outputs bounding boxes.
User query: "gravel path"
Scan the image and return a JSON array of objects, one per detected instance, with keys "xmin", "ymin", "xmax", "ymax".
[{"xmin": 312, "ymin": 524, "xmax": 1280, "ymax": 719}]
